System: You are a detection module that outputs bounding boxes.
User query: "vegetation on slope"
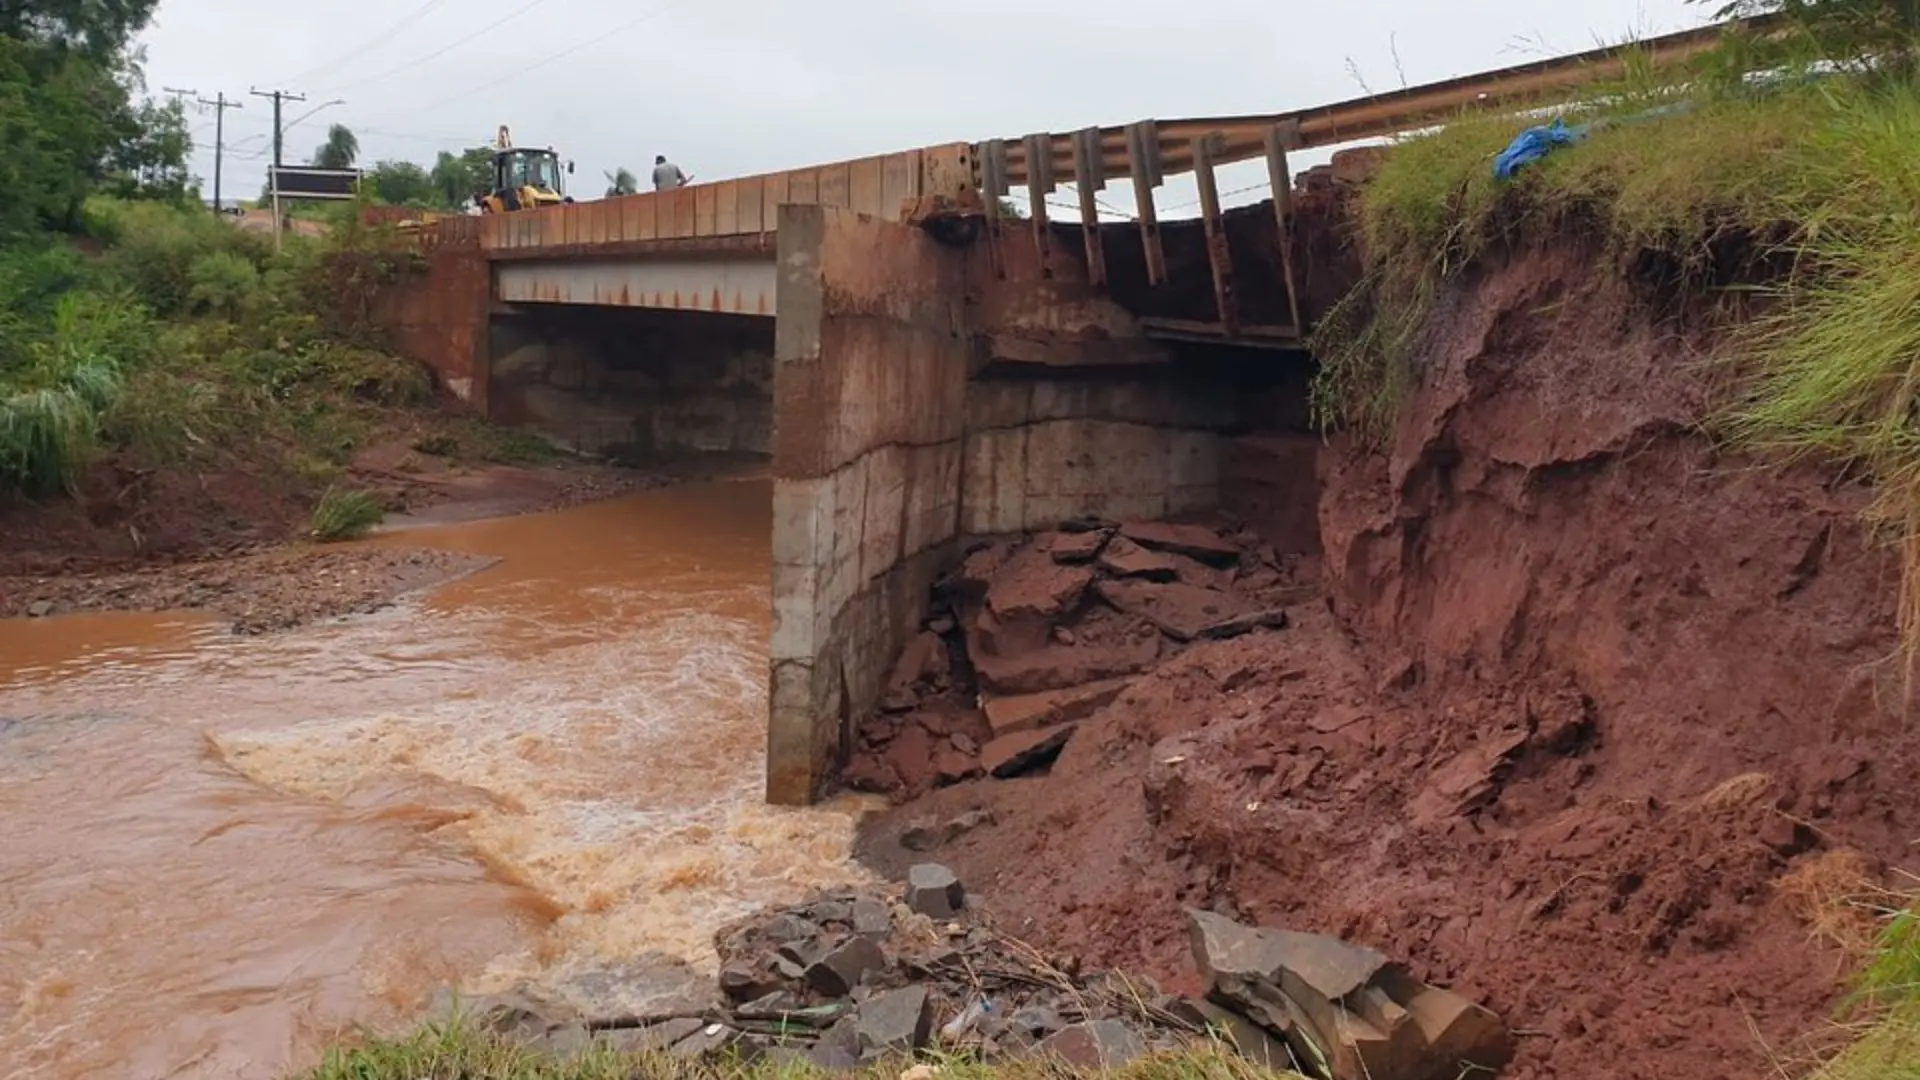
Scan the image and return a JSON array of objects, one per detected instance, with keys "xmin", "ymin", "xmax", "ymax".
[
  {"xmin": 1308, "ymin": 1, "xmax": 1920, "ymax": 670},
  {"xmin": 1814, "ymin": 893, "xmax": 1919, "ymax": 1079},
  {"xmin": 0, "ymin": 0, "xmax": 562, "ymax": 541}
]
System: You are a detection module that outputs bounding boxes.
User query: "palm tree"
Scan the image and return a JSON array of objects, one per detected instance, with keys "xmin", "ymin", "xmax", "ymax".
[
  {"xmin": 312, "ymin": 124, "xmax": 359, "ymax": 170},
  {"xmin": 604, "ymin": 166, "xmax": 638, "ymax": 197}
]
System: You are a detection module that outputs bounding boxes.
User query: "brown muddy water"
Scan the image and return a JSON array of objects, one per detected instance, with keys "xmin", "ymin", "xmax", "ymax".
[{"xmin": 0, "ymin": 478, "xmax": 877, "ymax": 1080}]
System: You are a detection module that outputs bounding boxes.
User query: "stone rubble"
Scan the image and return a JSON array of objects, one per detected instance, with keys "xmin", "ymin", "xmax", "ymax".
[
  {"xmin": 456, "ymin": 867, "xmax": 1514, "ymax": 1080},
  {"xmin": 846, "ymin": 515, "xmax": 1319, "ymax": 798}
]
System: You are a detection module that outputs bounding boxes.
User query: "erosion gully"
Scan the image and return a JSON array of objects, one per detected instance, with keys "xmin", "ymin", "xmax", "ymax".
[{"xmin": 0, "ymin": 478, "xmax": 876, "ymax": 1080}]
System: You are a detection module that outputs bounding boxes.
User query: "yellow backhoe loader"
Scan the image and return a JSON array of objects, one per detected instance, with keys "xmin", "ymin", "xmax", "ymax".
[{"xmin": 478, "ymin": 125, "xmax": 575, "ymax": 214}]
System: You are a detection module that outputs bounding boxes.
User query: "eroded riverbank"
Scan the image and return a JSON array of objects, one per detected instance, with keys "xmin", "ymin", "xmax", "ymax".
[{"xmin": 0, "ymin": 478, "xmax": 875, "ymax": 1080}]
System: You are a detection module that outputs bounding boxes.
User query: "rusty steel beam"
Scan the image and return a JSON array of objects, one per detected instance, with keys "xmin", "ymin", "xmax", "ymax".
[{"xmin": 988, "ymin": 14, "xmax": 1783, "ymax": 185}]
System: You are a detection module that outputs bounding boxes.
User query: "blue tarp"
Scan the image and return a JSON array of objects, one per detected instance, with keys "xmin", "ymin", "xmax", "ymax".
[{"xmin": 1493, "ymin": 118, "xmax": 1589, "ymax": 181}]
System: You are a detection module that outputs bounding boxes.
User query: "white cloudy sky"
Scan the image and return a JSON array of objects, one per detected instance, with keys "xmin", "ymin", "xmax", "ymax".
[{"xmin": 138, "ymin": 0, "xmax": 1707, "ymax": 210}]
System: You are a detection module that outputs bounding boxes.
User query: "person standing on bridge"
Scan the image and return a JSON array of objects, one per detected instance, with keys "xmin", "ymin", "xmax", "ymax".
[{"xmin": 652, "ymin": 155, "xmax": 691, "ymax": 191}]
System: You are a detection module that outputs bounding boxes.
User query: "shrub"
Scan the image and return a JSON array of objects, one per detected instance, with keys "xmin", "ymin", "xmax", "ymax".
[
  {"xmin": 186, "ymin": 250, "xmax": 265, "ymax": 317},
  {"xmin": 309, "ymin": 487, "xmax": 384, "ymax": 541}
]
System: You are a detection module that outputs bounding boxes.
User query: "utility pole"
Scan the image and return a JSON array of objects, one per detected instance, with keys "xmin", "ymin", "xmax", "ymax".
[
  {"xmin": 194, "ymin": 92, "xmax": 243, "ymax": 212},
  {"xmin": 249, "ymin": 87, "xmax": 306, "ymax": 251}
]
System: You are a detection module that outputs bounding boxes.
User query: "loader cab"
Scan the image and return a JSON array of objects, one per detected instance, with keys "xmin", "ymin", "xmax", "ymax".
[{"xmin": 495, "ymin": 147, "xmax": 567, "ymax": 200}]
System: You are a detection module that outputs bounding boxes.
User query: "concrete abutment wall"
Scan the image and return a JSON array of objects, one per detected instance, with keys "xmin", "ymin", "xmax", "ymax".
[{"xmin": 767, "ymin": 205, "xmax": 970, "ymax": 805}]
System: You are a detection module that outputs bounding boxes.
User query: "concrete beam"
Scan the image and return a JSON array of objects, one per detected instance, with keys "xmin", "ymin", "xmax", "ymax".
[{"xmin": 496, "ymin": 256, "xmax": 777, "ymax": 316}]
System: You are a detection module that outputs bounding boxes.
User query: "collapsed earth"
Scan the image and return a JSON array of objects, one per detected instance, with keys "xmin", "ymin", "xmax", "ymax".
[{"xmin": 3, "ymin": 3, "xmax": 1918, "ymax": 1080}]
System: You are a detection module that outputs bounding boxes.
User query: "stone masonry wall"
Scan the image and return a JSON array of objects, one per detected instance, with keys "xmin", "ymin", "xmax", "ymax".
[{"xmin": 766, "ymin": 205, "xmax": 969, "ymax": 806}]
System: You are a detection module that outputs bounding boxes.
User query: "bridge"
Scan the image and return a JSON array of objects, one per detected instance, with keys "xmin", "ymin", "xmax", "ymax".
[{"xmin": 378, "ymin": 17, "xmax": 1760, "ymax": 807}]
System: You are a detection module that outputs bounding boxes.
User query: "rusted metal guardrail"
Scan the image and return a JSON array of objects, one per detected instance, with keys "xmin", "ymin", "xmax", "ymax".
[{"xmin": 975, "ymin": 13, "xmax": 1783, "ymax": 342}]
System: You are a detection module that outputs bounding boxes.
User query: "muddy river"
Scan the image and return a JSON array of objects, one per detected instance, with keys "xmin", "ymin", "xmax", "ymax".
[{"xmin": 0, "ymin": 478, "xmax": 875, "ymax": 1079}]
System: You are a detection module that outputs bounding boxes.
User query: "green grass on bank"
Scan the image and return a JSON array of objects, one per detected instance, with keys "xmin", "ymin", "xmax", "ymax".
[
  {"xmin": 1815, "ymin": 897, "xmax": 1920, "ymax": 1079},
  {"xmin": 301, "ymin": 1019, "xmax": 1296, "ymax": 1080},
  {"xmin": 0, "ymin": 196, "xmax": 560, "ymax": 531},
  {"xmin": 0, "ymin": 197, "xmax": 433, "ymax": 506},
  {"xmin": 1307, "ymin": 57, "xmax": 1920, "ymax": 671}
]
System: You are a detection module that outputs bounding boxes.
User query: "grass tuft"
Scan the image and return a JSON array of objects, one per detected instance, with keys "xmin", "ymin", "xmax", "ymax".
[{"xmin": 310, "ymin": 487, "xmax": 385, "ymax": 542}]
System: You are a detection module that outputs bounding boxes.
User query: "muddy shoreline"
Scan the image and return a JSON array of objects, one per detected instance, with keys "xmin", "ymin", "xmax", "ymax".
[{"xmin": 0, "ymin": 456, "xmax": 764, "ymax": 633}]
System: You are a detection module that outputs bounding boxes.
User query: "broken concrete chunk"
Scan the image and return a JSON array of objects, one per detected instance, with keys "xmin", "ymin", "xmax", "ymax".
[
  {"xmin": 805, "ymin": 935, "xmax": 888, "ymax": 997},
  {"xmin": 1038, "ymin": 1019, "xmax": 1148, "ymax": 1069},
  {"xmin": 26, "ymin": 600, "xmax": 53, "ymax": 618},
  {"xmin": 758, "ymin": 912, "xmax": 823, "ymax": 944},
  {"xmin": 887, "ymin": 631, "xmax": 950, "ymax": 691},
  {"xmin": 981, "ymin": 725, "xmax": 1075, "ymax": 779},
  {"xmin": 905, "ymin": 863, "xmax": 965, "ymax": 920},
  {"xmin": 1119, "ymin": 521, "xmax": 1241, "ymax": 564},
  {"xmin": 981, "ymin": 677, "xmax": 1132, "ymax": 736},
  {"xmin": 853, "ymin": 984, "xmax": 932, "ymax": 1053}
]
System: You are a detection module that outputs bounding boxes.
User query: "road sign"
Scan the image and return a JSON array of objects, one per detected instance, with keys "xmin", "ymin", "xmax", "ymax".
[{"xmin": 270, "ymin": 166, "xmax": 361, "ymax": 200}]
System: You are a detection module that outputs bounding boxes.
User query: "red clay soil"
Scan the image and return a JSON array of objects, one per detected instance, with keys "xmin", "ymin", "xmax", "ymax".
[{"xmin": 854, "ymin": 248, "xmax": 1920, "ymax": 1080}]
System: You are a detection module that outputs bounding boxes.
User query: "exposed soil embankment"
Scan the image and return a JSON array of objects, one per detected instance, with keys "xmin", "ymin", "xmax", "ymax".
[{"xmin": 856, "ymin": 247, "xmax": 1920, "ymax": 1080}]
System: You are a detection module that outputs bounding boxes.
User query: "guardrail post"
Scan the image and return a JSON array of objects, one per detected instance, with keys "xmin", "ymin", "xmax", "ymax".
[
  {"xmin": 1264, "ymin": 121, "xmax": 1304, "ymax": 335},
  {"xmin": 1192, "ymin": 132, "xmax": 1237, "ymax": 336},
  {"xmin": 1125, "ymin": 121, "xmax": 1166, "ymax": 286},
  {"xmin": 1023, "ymin": 132, "xmax": 1056, "ymax": 279},
  {"xmin": 1072, "ymin": 126, "xmax": 1108, "ymax": 289}
]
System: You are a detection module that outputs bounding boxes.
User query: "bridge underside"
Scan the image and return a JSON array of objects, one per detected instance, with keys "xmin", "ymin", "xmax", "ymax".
[{"xmin": 495, "ymin": 254, "xmax": 777, "ymax": 318}]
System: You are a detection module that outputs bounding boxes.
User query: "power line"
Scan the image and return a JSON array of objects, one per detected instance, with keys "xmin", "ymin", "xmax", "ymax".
[
  {"xmin": 416, "ymin": 0, "xmax": 695, "ymax": 111},
  {"xmin": 271, "ymin": 0, "xmax": 455, "ymax": 88},
  {"xmin": 308, "ymin": 0, "xmax": 556, "ymax": 96}
]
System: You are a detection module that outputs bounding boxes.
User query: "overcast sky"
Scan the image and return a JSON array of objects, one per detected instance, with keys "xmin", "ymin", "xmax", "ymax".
[{"xmin": 138, "ymin": 0, "xmax": 1707, "ymax": 210}]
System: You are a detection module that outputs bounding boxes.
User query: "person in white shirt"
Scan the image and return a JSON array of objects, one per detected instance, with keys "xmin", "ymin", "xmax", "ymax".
[{"xmin": 652, "ymin": 155, "xmax": 691, "ymax": 190}]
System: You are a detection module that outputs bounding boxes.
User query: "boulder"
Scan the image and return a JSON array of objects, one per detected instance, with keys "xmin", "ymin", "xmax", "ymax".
[
  {"xmin": 806, "ymin": 936, "xmax": 889, "ymax": 997},
  {"xmin": 981, "ymin": 725, "xmax": 1075, "ymax": 779},
  {"xmin": 1038, "ymin": 1019, "xmax": 1148, "ymax": 1069},
  {"xmin": 899, "ymin": 808, "xmax": 995, "ymax": 852},
  {"xmin": 1185, "ymin": 910, "xmax": 1512, "ymax": 1080},
  {"xmin": 853, "ymin": 985, "xmax": 933, "ymax": 1054},
  {"xmin": 719, "ymin": 961, "xmax": 780, "ymax": 1003},
  {"xmin": 905, "ymin": 864, "xmax": 965, "ymax": 920},
  {"xmin": 850, "ymin": 897, "xmax": 892, "ymax": 937}
]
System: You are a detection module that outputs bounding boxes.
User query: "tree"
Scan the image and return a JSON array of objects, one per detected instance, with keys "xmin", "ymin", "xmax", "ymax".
[
  {"xmin": 311, "ymin": 123, "xmax": 358, "ymax": 170},
  {"xmin": 604, "ymin": 166, "xmax": 638, "ymax": 197},
  {"xmin": 430, "ymin": 147, "xmax": 493, "ymax": 207},
  {"xmin": 361, "ymin": 160, "xmax": 435, "ymax": 206},
  {"xmin": 105, "ymin": 96, "xmax": 194, "ymax": 202},
  {"xmin": 0, "ymin": 0, "xmax": 162, "ymax": 59}
]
